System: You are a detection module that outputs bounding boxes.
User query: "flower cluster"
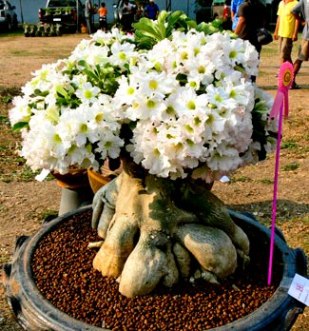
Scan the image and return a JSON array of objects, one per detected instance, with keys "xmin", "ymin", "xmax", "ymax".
[{"xmin": 10, "ymin": 27, "xmax": 276, "ymax": 182}]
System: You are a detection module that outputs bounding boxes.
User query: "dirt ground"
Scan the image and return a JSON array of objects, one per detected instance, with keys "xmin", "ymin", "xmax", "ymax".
[{"xmin": 0, "ymin": 33, "xmax": 308, "ymax": 330}]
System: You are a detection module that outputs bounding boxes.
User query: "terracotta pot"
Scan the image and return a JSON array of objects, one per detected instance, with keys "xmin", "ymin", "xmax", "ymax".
[
  {"xmin": 81, "ymin": 24, "xmax": 88, "ymax": 34},
  {"xmin": 87, "ymin": 168, "xmax": 111, "ymax": 194},
  {"xmin": 2, "ymin": 206, "xmax": 307, "ymax": 331},
  {"xmin": 87, "ymin": 159, "xmax": 123, "ymax": 194},
  {"xmin": 52, "ymin": 168, "xmax": 90, "ymax": 190}
]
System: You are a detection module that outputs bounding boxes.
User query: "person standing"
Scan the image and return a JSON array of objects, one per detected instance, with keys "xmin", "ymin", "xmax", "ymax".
[
  {"xmin": 291, "ymin": 0, "xmax": 309, "ymax": 89},
  {"xmin": 145, "ymin": 0, "xmax": 159, "ymax": 20},
  {"xmin": 85, "ymin": 0, "xmax": 94, "ymax": 34},
  {"xmin": 98, "ymin": 2, "xmax": 108, "ymax": 32},
  {"xmin": 231, "ymin": 0, "xmax": 244, "ymax": 31},
  {"xmin": 222, "ymin": 0, "xmax": 232, "ymax": 30},
  {"xmin": 235, "ymin": 0, "xmax": 267, "ymax": 54},
  {"xmin": 274, "ymin": 0, "xmax": 299, "ymax": 65},
  {"xmin": 121, "ymin": 0, "xmax": 135, "ymax": 32},
  {"xmin": 234, "ymin": 0, "xmax": 267, "ymax": 82}
]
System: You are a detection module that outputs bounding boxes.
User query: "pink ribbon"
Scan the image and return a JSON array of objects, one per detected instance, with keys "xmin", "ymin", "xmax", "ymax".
[{"xmin": 270, "ymin": 62, "xmax": 293, "ymax": 119}]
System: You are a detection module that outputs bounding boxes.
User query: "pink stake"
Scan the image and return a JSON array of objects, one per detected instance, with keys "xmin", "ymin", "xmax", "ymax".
[
  {"xmin": 267, "ymin": 62, "xmax": 293, "ymax": 285},
  {"xmin": 267, "ymin": 101, "xmax": 283, "ymax": 285}
]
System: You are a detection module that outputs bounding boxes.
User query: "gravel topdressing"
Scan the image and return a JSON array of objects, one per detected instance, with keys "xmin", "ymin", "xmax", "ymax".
[{"xmin": 31, "ymin": 210, "xmax": 281, "ymax": 331}]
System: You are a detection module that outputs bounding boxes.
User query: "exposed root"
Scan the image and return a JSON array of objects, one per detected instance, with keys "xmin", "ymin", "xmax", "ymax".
[
  {"xmin": 91, "ymin": 164, "xmax": 250, "ymax": 298},
  {"xmin": 87, "ymin": 241, "xmax": 104, "ymax": 249}
]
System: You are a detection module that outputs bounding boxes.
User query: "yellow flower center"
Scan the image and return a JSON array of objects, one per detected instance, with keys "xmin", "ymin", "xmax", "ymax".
[
  {"xmin": 154, "ymin": 148, "xmax": 160, "ymax": 156},
  {"xmin": 147, "ymin": 100, "xmax": 156, "ymax": 109},
  {"xmin": 80, "ymin": 123, "xmax": 88, "ymax": 133},
  {"xmin": 95, "ymin": 113, "xmax": 104, "ymax": 122},
  {"xmin": 189, "ymin": 81, "xmax": 197, "ymax": 88},
  {"xmin": 166, "ymin": 106, "xmax": 175, "ymax": 115},
  {"xmin": 194, "ymin": 116, "xmax": 202, "ymax": 126},
  {"xmin": 198, "ymin": 66, "xmax": 205, "ymax": 74},
  {"xmin": 187, "ymin": 100, "xmax": 196, "ymax": 110},
  {"xmin": 229, "ymin": 50, "xmax": 237, "ymax": 59},
  {"xmin": 181, "ymin": 51, "xmax": 188, "ymax": 60},
  {"xmin": 84, "ymin": 90, "xmax": 93, "ymax": 99},
  {"xmin": 149, "ymin": 80, "xmax": 158, "ymax": 90},
  {"xmin": 174, "ymin": 142, "xmax": 183, "ymax": 151},
  {"xmin": 118, "ymin": 52, "xmax": 127, "ymax": 61},
  {"xmin": 105, "ymin": 141, "xmax": 112, "ymax": 148},
  {"xmin": 230, "ymin": 90, "xmax": 236, "ymax": 98},
  {"xmin": 185, "ymin": 124, "xmax": 194, "ymax": 133},
  {"xmin": 127, "ymin": 87, "xmax": 135, "ymax": 95},
  {"xmin": 53, "ymin": 133, "xmax": 62, "ymax": 143}
]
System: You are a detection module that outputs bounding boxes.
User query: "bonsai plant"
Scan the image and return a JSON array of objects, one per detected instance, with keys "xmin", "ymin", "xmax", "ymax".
[{"xmin": 9, "ymin": 11, "xmax": 278, "ymax": 298}]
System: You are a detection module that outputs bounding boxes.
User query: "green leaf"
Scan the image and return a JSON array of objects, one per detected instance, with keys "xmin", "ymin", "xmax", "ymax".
[
  {"xmin": 12, "ymin": 122, "xmax": 29, "ymax": 131},
  {"xmin": 33, "ymin": 89, "xmax": 49, "ymax": 97},
  {"xmin": 133, "ymin": 11, "xmax": 196, "ymax": 49},
  {"xmin": 55, "ymin": 85, "xmax": 68, "ymax": 98},
  {"xmin": 133, "ymin": 18, "xmax": 163, "ymax": 40},
  {"xmin": 78, "ymin": 60, "xmax": 87, "ymax": 67}
]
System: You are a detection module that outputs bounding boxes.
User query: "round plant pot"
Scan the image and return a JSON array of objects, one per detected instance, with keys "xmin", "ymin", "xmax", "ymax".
[{"xmin": 2, "ymin": 206, "xmax": 307, "ymax": 331}]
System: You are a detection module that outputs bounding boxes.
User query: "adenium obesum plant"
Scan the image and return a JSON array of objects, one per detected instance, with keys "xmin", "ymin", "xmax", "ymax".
[{"xmin": 10, "ymin": 12, "xmax": 278, "ymax": 298}]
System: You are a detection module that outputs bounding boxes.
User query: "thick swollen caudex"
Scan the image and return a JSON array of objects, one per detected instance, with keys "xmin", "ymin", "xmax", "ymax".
[
  {"xmin": 92, "ymin": 171, "xmax": 196, "ymax": 282},
  {"xmin": 91, "ymin": 165, "xmax": 250, "ymax": 298}
]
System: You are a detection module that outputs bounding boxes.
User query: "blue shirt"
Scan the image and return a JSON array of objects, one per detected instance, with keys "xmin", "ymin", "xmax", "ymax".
[
  {"xmin": 145, "ymin": 3, "xmax": 159, "ymax": 20},
  {"xmin": 231, "ymin": 0, "xmax": 245, "ymax": 30}
]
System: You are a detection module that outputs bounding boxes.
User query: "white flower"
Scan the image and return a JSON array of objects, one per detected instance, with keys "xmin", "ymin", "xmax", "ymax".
[
  {"xmin": 110, "ymin": 41, "xmax": 136, "ymax": 68},
  {"xmin": 134, "ymin": 71, "xmax": 178, "ymax": 98},
  {"xmin": 208, "ymin": 144, "xmax": 243, "ymax": 172},
  {"xmin": 9, "ymin": 96, "xmax": 32, "ymax": 126},
  {"xmin": 75, "ymin": 82, "xmax": 100, "ymax": 104},
  {"xmin": 114, "ymin": 76, "xmax": 138, "ymax": 107},
  {"xmin": 9, "ymin": 26, "xmax": 276, "ymax": 181},
  {"xmin": 126, "ymin": 94, "xmax": 167, "ymax": 121},
  {"xmin": 173, "ymin": 87, "xmax": 208, "ymax": 118}
]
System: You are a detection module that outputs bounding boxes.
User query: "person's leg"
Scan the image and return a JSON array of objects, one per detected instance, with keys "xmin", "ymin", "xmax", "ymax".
[
  {"xmin": 293, "ymin": 59, "xmax": 302, "ymax": 76},
  {"xmin": 99, "ymin": 17, "xmax": 104, "ymax": 31},
  {"xmin": 292, "ymin": 59, "xmax": 302, "ymax": 89},
  {"xmin": 281, "ymin": 38, "xmax": 293, "ymax": 64},
  {"xmin": 86, "ymin": 17, "xmax": 92, "ymax": 34},
  {"xmin": 292, "ymin": 39, "xmax": 309, "ymax": 88},
  {"xmin": 278, "ymin": 37, "xmax": 284, "ymax": 64}
]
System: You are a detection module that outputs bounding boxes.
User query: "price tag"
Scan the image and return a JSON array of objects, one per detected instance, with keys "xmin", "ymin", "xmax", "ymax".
[{"xmin": 288, "ymin": 274, "xmax": 309, "ymax": 306}]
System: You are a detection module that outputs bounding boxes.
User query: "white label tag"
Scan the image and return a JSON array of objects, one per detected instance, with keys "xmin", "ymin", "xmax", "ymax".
[{"xmin": 288, "ymin": 274, "xmax": 309, "ymax": 306}]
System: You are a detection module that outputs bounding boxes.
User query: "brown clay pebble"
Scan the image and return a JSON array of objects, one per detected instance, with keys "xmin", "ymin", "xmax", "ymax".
[{"xmin": 32, "ymin": 209, "xmax": 281, "ymax": 330}]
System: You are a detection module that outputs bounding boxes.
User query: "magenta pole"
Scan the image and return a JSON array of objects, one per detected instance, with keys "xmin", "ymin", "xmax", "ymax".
[{"xmin": 267, "ymin": 101, "xmax": 284, "ymax": 285}]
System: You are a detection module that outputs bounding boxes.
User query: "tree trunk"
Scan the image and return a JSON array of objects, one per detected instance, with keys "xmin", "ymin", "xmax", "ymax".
[{"xmin": 91, "ymin": 158, "xmax": 250, "ymax": 298}]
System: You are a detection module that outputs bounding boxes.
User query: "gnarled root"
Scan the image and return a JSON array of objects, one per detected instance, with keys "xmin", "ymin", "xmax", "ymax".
[
  {"xmin": 175, "ymin": 224, "xmax": 237, "ymax": 283},
  {"xmin": 91, "ymin": 168, "xmax": 250, "ymax": 298},
  {"xmin": 178, "ymin": 180, "xmax": 250, "ymax": 263},
  {"xmin": 118, "ymin": 231, "xmax": 179, "ymax": 297}
]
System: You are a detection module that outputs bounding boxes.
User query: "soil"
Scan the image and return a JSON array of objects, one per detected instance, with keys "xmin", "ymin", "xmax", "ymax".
[
  {"xmin": 0, "ymin": 33, "xmax": 308, "ymax": 330},
  {"xmin": 31, "ymin": 209, "xmax": 279, "ymax": 330}
]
